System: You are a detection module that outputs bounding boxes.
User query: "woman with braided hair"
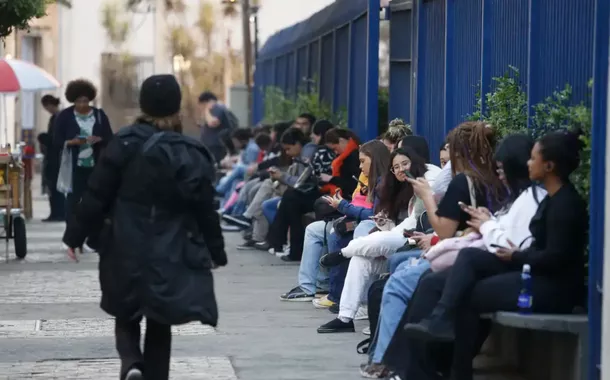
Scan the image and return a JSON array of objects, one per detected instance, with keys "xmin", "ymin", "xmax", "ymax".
[
  {"xmin": 381, "ymin": 119, "xmax": 413, "ymax": 152},
  {"xmin": 408, "ymin": 121, "xmax": 507, "ymax": 240}
]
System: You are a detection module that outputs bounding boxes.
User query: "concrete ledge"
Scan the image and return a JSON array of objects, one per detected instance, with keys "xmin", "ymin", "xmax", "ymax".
[{"xmin": 492, "ymin": 312, "xmax": 588, "ymax": 334}]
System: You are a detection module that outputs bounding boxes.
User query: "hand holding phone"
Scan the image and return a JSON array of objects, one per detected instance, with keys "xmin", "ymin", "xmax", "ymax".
[{"xmin": 458, "ymin": 201, "xmax": 469, "ymax": 212}]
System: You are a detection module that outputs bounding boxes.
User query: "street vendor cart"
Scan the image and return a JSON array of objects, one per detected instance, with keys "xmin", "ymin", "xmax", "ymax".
[{"xmin": 0, "ymin": 147, "xmax": 27, "ymax": 260}]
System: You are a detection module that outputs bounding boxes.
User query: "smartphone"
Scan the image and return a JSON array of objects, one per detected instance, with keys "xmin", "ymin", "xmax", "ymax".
[
  {"xmin": 490, "ymin": 243, "xmax": 509, "ymax": 250},
  {"xmin": 458, "ymin": 201, "xmax": 469, "ymax": 211},
  {"xmin": 78, "ymin": 135, "xmax": 88, "ymax": 140},
  {"xmin": 403, "ymin": 229, "xmax": 415, "ymax": 238},
  {"xmin": 352, "ymin": 175, "xmax": 367, "ymax": 187},
  {"xmin": 404, "ymin": 171, "xmax": 415, "ymax": 179}
]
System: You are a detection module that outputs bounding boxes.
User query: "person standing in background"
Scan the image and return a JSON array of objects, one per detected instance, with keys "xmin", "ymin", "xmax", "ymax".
[
  {"xmin": 54, "ymin": 79, "xmax": 113, "ymax": 249},
  {"xmin": 40, "ymin": 95, "xmax": 64, "ymax": 222},
  {"xmin": 198, "ymin": 91, "xmax": 240, "ymax": 163}
]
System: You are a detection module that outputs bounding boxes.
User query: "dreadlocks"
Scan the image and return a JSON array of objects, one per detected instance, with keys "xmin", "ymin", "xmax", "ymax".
[{"xmin": 447, "ymin": 121, "xmax": 506, "ymax": 206}]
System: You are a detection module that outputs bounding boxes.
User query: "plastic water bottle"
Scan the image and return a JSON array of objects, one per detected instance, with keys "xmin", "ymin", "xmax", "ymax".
[{"xmin": 517, "ymin": 264, "xmax": 533, "ymax": 314}]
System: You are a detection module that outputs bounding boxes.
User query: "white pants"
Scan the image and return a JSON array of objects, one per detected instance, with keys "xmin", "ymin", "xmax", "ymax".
[
  {"xmin": 342, "ymin": 228, "xmax": 408, "ymax": 259},
  {"xmin": 338, "ymin": 255, "xmax": 388, "ymax": 320}
]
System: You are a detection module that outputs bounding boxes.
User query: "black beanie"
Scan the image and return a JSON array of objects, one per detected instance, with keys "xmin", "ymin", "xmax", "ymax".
[{"xmin": 139, "ymin": 74, "xmax": 181, "ymax": 118}]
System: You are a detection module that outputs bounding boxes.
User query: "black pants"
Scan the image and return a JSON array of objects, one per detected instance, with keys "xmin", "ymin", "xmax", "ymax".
[
  {"xmin": 65, "ymin": 166, "xmax": 94, "ymax": 220},
  {"xmin": 46, "ymin": 174, "xmax": 65, "ymax": 220},
  {"xmin": 115, "ymin": 317, "xmax": 172, "ymax": 380},
  {"xmin": 269, "ymin": 188, "xmax": 319, "ymax": 260}
]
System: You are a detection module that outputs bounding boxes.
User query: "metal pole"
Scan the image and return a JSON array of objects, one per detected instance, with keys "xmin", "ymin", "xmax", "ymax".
[
  {"xmin": 254, "ymin": 10, "xmax": 259, "ymax": 61},
  {"xmin": 241, "ymin": 0, "xmax": 253, "ymax": 126}
]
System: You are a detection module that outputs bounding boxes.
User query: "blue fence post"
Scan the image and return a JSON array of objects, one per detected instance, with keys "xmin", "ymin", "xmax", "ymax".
[
  {"xmin": 525, "ymin": 0, "xmax": 539, "ymax": 127},
  {"xmin": 443, "ymin": 0, "xmax": 455, "ymax": 134},
  {"xmin": 332, "ymin": 30, "xmax": 338, "ymax": 113},
  {"xmin": 414, "ymin": 0, "xmax": 425, "ymax": 134},
  {"xmin": 347, "ymin": 22, "xmax": 354, "ymax": 129},
  {"xmin": 366, "ymin": 0, "xmax": 381, "ymax": 141},
  {"xmin": 589, "ymin": 0, "xmax": 609, "ymax": 378},
  {"xmin": 317, "ymin": 37, "xmax": 324, "ymax": 101},
  {"xmin": 479, "ymin": 0, "xmax": 491, "ymax": 116}
]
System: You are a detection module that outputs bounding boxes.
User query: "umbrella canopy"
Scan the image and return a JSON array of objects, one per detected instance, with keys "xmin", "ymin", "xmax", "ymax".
[{"xmin": 0, "ymin": 58, "xmax": 60, "ymax": 93}]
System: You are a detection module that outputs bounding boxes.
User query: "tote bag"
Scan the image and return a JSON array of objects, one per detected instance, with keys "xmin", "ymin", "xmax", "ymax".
[{"xmin": 56, "ymin": 143, "xmax": 73, "ymax": 194}]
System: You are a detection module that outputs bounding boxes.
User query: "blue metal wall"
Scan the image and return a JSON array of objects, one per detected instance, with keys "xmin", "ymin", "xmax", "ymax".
[
  {"xmin": 389, "ymin": 0, "xmax": 608, "ymax": 377},
  {"xmin": 253, "ymin": 0, "xmax": 380, "ymax": 142}
]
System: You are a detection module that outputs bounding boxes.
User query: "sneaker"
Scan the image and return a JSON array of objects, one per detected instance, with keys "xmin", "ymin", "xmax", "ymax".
[
  {"xmin": 125, "ymin": 367, "xmax": 143, "ymax": 380},
  {"xmin": 221, "ymin": 223, "xmax": 241, "ymax": 232},
  {"xmin": 82, "ymin": 243, "xmax": 96, "ymax": 254},
  {"xmin": 254, "ymin": 241, "xmax": 271, "ymax": 251},
  {"xmin": 320, "ymin": 251, "xmax": 350, "ymax": 268},
  {"xmin": 312, "ymin": 295, "xmax": 335, "ymax": 309},
  {"xmin": 315, "ymin": 289, "xmax": 329, "ymax": 298},
  {"xmin": 280, "ymin": 255, "xmax": 299, "ymax": 262},
  {"xmin": 317, "ymin": 318, "xmax": 355, "ymax": 333},
  {"xmin": 403, "ymin": 316, "xmax": 455, "ymax": 342},
  {"xmin": 280, "ymin": 286, "xmax": 315, "ymax": 302},
  {"xmin": 236, "ymin": 240, "xmax": 259, "ymax": 250},
  {"xmin": 355, "ymin": 306, "xmax": 369, "ymax": 321},
  {"xmin": 362, "ymin": 326, "xmax": 371, "ymax": 335},
  {"xmin": 359, "ymin": 363, "xmax": 390, "ymax": 379},
  {"xmin": 222, "ymin": 214, "xmax": 252, "ymax": 229},
  {"xmin": 329, "ymin": 303, "xmax": 339, "ymax": 314}
]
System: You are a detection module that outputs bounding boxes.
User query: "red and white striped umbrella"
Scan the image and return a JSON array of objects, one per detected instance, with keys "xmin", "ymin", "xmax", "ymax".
[{"xmin": 0, "ymin": 58, "xmax": 60, "ymax": 93}]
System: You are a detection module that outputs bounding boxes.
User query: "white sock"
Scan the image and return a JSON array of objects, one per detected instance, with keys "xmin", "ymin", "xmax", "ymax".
[{"xmin": 338, "ymin": 316, "xmax": 352, "ymax": 323}]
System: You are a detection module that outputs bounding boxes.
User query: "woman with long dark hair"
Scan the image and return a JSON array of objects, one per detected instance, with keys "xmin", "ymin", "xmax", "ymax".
[
  {"xmin": 316, "ymin": 147, "xmax": 429, "ymax": 333},
  {"xmin": 279, "ymin": 140, "xmax": 390, "ymax": 301},
  {"xmin": 63, "ymin": 75, "xmax": 226, "ymax": 380}
]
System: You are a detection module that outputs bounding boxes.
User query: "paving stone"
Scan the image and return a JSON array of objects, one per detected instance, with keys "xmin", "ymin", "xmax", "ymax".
[
  {"xmin": 0, "ymin": 357, "xmax": 236, "ymax": 379},
  {"xmin": 0, "ymin": 251, "xmax": 99, "ymax": 264},
  {"xmin": 0, "ymin": 270, "xmax": 100, "ymax": 303},
  {"xmin": 0, "ymin": 318, "xmax": 214, "ymax": 338}
]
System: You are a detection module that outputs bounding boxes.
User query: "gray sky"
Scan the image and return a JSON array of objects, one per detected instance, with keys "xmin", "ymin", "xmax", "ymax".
[{"xmin": 256, "ymin": 0, "xmax": 336, "ymax": 45}]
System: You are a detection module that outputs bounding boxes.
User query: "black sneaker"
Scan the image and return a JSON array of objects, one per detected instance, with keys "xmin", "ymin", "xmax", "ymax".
[
  {"xmin": 124, "ymin": 367, "xmax": 143, "ymax": 380},
  {"xmin": 222, "ymin": 214, "xmax": 252, "ymax": 229},
  {"xmin": 403, "ymin": 316, "xmax": 455, "ymax": 342},
  {"xmin": 280, "ymin": 286, "xmax": 315, "ymax": 302},
  {"xmin": 319, "ymin": 251, "xmax": 350, "ymax": 268},
  {"xmin": 236, "ymin": 240, "xmax": 258, "ymax": 250},
  {"xmin": 329, "ymin": 303, "xmax": 339, "ymax": 314},
  {"xmin": 317, "ymin": 318, "xmax": 355, "ymax": 333},
  {"xmin": 280, "ymin": 255, "xmax": 300, "ymax": 263}
]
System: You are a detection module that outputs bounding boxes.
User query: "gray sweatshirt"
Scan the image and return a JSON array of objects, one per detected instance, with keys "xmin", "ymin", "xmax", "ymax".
[{"xmin": 279, "ymin": 142, "xmax": 319, "ymax": 187}]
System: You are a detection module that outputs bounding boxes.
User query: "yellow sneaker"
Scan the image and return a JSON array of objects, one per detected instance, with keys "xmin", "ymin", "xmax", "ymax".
[{"xmin": 313, "ymin": 295, "xmax": 336, "ymax": 309}]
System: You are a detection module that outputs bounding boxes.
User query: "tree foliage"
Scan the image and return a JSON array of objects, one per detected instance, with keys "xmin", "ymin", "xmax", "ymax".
[{"xmin": 0, "ymin": 0, "xmax": 71, "ymax": 39}]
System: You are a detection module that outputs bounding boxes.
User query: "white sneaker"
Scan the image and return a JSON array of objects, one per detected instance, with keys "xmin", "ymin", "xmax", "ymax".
[
  {"xmin": 355, "ymin": 306, "xmax": 369, "ymax": 321},
  {"xmin": 83, "ymin": 243, "xmax": 96, "ymax": 253},
  {"xmin": 362, "ymin": 326, "xmax": 371, "ymax": 335},
  {"xmin": 125, "ymin": 367, "xmax": 143, "ymax": 380}
]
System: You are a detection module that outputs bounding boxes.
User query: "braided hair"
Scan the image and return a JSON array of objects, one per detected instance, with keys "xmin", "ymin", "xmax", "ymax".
[{"xmin": 447, "ymin": 121, "xmax": 507, "ymax": 208}]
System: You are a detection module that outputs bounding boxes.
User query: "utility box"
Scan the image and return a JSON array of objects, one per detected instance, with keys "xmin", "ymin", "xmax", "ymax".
[{"xmin": 227, "ymin": 84, "xmax": 249, "ymax": 128}]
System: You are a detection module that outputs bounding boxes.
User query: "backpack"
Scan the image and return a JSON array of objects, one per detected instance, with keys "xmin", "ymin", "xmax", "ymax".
[{"xmin": 130, "ymin": 129, "xmax": 213, "ymax": 206}]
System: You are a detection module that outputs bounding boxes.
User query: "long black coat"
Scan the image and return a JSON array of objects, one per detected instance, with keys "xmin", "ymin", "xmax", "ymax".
[{"xmin": 63, "ymin": 123, "xmax": 227, "ymax": 326}]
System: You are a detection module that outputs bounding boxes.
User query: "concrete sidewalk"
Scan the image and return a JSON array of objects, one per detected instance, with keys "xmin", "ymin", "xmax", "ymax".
[{"xmin": 0, "ymin": 181, "xmax": 366, "ymax": 380}]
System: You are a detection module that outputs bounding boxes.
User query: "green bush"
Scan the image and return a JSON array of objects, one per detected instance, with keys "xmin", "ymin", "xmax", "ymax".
[
  {"xmin": 263, "ymin": 82, "xmax": 347, "ymax": 127},
  {"xmin": 468, "ymin": 68, "xmax": 592, "ymax": 200}
]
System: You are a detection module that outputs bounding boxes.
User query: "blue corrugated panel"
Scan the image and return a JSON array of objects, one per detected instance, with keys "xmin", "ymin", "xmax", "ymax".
[
  {"xmin": 276, "ymin": 55, "xmax": 287, "ymax": 93},
  {"xmin": 528, "ymin": 0, "xmax": 595, "ymax": 108},
  {"xmin": 416, "ymin": 0, "xmax": 446, "ymax": 160},
  {"xmin": 349, "ymin": 15, "xmax": 368, "ymax": 138},
  {"xmin": 486, "ymin": 0, "xmax": 529, "ymax": 84},
  {"xmin": 253, "ymin": 65, "xmax": 264, "ymax": 123},
  {"xmin": 335, "ymin": 25, "xmax": 350, "ymax": 112},
  {"xmin": 309, "ymin": 41, "xmax": 320, "ymax": 90},
  {"xmin": 262, "ymin": 59, "xmax": 274, "ymax": 87},
  {"xmin": 286, "ymin": 52, "xmax": 296, "ymax": 98},
  {"xmin": 390, "ymin": 9, "xmax": 412, "ymax": 61},
  {"xmin": 389, "ymin": 9, "xmax": 413, "ymax": 123},
  {"xmin": 320, "ymin": 33, "xmax": 334, "ymax": 104},
  {"xmin": 446, "ymin": 0, "xmax": 482, "ymax": 129},
  {"xmin": 296, "ymin": 47, "xmax": 308, "ymax": 90}
]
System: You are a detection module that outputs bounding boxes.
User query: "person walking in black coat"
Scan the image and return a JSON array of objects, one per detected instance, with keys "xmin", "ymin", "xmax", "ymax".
[{"xmin": 62, "ymin": 74, "xmax": 227, "ymax": 380}]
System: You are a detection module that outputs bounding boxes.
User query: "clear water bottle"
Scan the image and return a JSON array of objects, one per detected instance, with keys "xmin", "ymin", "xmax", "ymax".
[{"xmin": 517, "ymin": 264, "xmax": 533, "ymax": 314}]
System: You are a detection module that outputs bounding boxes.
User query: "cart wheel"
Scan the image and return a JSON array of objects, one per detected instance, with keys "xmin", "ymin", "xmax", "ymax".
[{"xmin": 13, "ymin": 217, "xmax": 26, "ymax": 259}]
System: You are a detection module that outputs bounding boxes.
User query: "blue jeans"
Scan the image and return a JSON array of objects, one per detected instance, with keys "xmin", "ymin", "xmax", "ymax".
[
  {"xmin": 327, "ymin": 220, "xmax": 377, "ymax": 303},
  {"xmin": 262, "ymin": 196, "xmax": 281, "ymax": 223},
  {"xmin": 298, "ymin": 221, "xmax": 332, "ymax": 294},
  {"xmin": 216, "ymin": 164, "xmax": 247, "ymax": 197},
  {"xmin": 388, "ymin": 248, "xmax": 422, "ymax": 273},
  {"xmin": 371, "ymin": 257, "xmax": 431, "ymax": 363}
]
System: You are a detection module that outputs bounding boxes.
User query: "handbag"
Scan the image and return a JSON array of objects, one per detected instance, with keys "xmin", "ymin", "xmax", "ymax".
[
  {"xmin": 332, "ymin": 216, "xmax": 358, "ymax": 236},
  {"xmin": 313, "ymin": 197, "xmax": 342, "ymax": 221},
  {"xmin": 56, "ymin": 142, "xmax": 73, "ymax": 194}
]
